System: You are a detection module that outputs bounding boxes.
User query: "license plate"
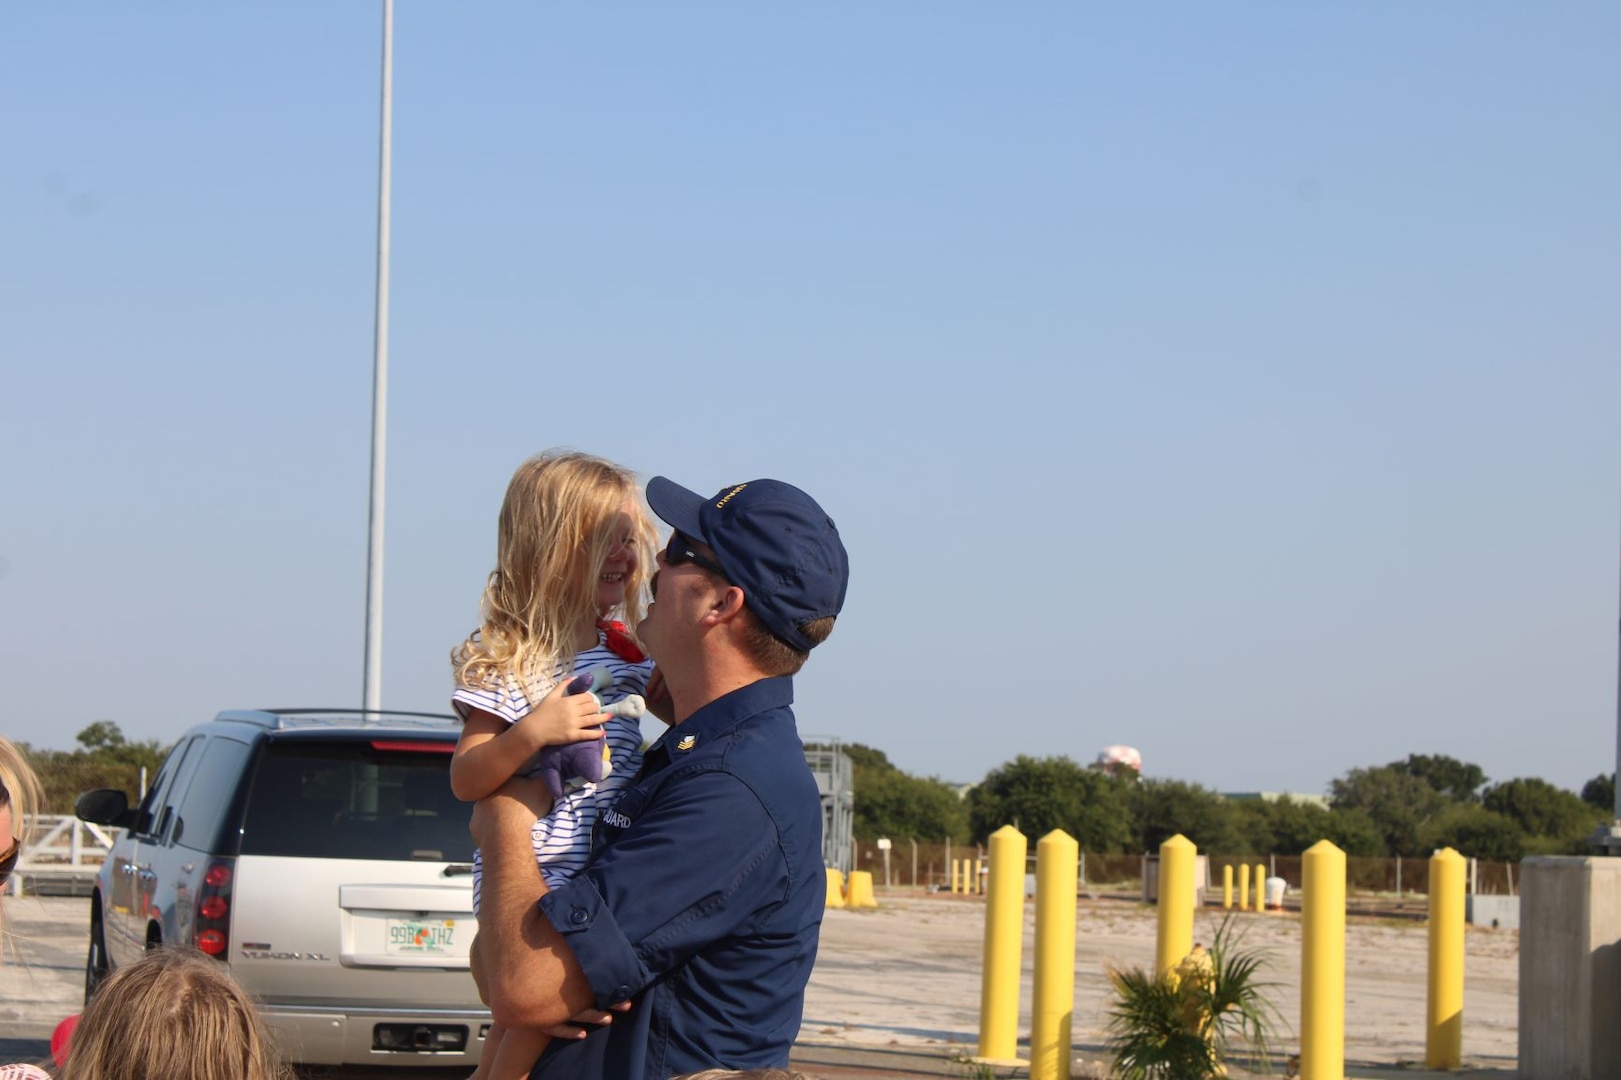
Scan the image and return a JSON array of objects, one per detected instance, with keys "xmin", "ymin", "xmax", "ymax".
[{"xmin": 385, "ymin": 917, "xmax": 462, "ymax": 955}]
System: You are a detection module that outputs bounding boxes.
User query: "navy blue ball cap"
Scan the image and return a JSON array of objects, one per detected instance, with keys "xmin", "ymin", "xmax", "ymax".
[{"xmin": 647, "ymin": 476, "xmax": 850, "ymax": 653}]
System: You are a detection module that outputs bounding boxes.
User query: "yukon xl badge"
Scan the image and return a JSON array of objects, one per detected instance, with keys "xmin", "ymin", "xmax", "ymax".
[{"xmin": 240, "ymin": 943, "xmax": 330, "ymax": 961}]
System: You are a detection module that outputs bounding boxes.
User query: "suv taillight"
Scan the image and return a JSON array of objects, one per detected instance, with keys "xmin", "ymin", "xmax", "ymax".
[{"xmin": 195, "ymin": 859, "xmax": 235, "ymax": 959}]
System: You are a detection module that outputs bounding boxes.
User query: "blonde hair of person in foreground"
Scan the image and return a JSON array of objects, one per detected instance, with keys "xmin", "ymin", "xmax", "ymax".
[
  {"xmin": 0, "ymin": 736, "xmax": 43, "ymax": 850},
  {"xmin": 60, "ymin": 947, "xmax": 290, "ymax": 1080},
  {"xmin": 1, "ymin": 735, "xmax": 46, "ymax": 957}
]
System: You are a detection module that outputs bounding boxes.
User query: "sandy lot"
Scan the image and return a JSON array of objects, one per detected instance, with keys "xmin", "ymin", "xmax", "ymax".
[
  {"xmin": 800, "ymin": 892, "xmax": 1518, "ymax": 1073},
  {"xmin": 2, "ymin": 890, "xmax": 1517, "ymax": 1073}
]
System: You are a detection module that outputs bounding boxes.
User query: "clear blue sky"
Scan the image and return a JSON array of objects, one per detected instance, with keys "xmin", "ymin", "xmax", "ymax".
[{"xmin": 3, "ymin": 4, "xmax": 1617, "ymax": 801}]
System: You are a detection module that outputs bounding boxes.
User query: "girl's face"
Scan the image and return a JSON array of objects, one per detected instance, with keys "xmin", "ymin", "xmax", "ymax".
[{"xmin": 593, "ymin": 504, "xmax": 638, "ymax": 614}]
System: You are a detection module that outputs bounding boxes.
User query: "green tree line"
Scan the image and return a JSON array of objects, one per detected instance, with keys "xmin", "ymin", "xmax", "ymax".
[
  {"xmin": 16, "ymin": 721, "xmax": 169, "ymax": 815},
  {"xmin": 849, "ymin": 745, "xmax": 1614, "ymax": 861},
  {"xmin": 18, "ymin": 728, "xmax": 1615, "ymax": 862}
]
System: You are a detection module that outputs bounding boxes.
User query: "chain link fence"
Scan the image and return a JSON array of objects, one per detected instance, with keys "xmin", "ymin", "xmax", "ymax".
[
  {"xmin": 854, "ymin": 837, "xmax": 1521, "ymax": 897},
  {"xmin": 22, "ymin": 751, "xmax": 1524, "ymax": 900}
]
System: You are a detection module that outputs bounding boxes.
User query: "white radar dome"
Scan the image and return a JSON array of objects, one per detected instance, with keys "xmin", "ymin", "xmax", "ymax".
[{"xmin": 1096, "ymin": 745, "xmax": 1142, "ymax": 775}]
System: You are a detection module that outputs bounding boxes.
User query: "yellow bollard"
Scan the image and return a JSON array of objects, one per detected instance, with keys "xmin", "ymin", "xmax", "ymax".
[
  {"xmin": 1032, "ymin": 830, "xmax": 1078, "ymax": 1080},
  {"xmin": 825, "ymin": 868, "xmax": 846, "ymax": 909},
  {"xmin": 1254, "ymin": 864, "xmax": 1266, "ymax": 913},
  {"xmin": 976, "ymin": 825, "xmax": 1028, "ymax": 1065},
  {"xmin": 1426, "ymin": 847, "xmax": 1466, "ymax": 1069},
  {"xmin": 952, "ymin": 858, "xmax": 961, "ymax": 894},
  {"xmin": 846, "ymin": 870, "xmax": 877, "ymax": 909},
  {"xmin": 1239, "ymin": 862, "xmax": 1251, "ymax": 911},
  {"xmin": 1155, "ymin": 834, "xmax": 1196, "ymax": 977},
  {"xmin": 1223, "ymin": 864, "xmax": 1234, "ymax": 909},
  {"xmin": 1301, "ymin": 840, "xmax": 1346, "ymax": 1080}
]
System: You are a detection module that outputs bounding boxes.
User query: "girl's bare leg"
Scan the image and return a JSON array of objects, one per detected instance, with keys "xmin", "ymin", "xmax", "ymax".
[
  {"xmin": 486, "ymin": 1027, "xmax": 551, "ymax": 1080},
  {"xmin": 467, "ymin": 928, "xmax": 553, "ymax": 1080}
]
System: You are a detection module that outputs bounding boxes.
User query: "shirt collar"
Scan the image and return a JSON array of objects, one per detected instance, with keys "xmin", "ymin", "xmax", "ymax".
[{"xmin": 642, "ymin": 676, "xmax": 794, "ymax": 774}]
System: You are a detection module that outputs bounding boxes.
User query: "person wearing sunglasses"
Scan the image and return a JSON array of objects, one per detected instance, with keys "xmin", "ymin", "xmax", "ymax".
[
  {"xmin": 0, "ymin": 736, "xmax": 43, "ymax": 902},
  {"xmin": 0, "ymin": 739, "xmax": 50, "ymax": 1080},
  {"xmin": 472, "ymin": 476, "xmax": 849, "ymax": 1080}
]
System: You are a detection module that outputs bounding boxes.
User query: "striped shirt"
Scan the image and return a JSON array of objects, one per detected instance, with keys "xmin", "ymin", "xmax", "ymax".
[
  {"xmin": 453, "ymin": 632, "xmax": 652, "ymax": 909},
  {"xmin": 0, "ymin": 1066, "xmax": 53, "ymax": 1080}
]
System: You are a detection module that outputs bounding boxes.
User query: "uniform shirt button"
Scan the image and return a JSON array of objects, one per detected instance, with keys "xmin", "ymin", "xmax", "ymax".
[
  {"xmin": 614, "ymin": 985, "xmax": 631, "ymax": 999},
  {"xmin": 570, "ymin": 907, "xmax": 588, "ymax": 925}
]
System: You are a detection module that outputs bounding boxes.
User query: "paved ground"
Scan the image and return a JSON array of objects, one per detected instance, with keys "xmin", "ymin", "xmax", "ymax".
[
  {"xmin": 1, "ymin": 889, "xmax": 1518, "ymax": 1078},
  {"xmin": 795, "ymin": 891, "xmax": 1517, "ymax": 1078}
]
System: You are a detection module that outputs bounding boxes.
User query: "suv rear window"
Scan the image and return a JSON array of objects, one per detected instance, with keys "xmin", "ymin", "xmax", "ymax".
[{"xmin": 240, "ymin": 740, "xmax": 474, "ymax": 862}]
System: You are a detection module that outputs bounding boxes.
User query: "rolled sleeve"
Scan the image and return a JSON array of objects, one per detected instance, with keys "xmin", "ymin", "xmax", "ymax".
[
  {"xmin": 538, "ymin": 875, "xmax": 645, "ymax": 1008},
  {"xmin": 585, "ymin": 768, "xmax": 789, "ymax": 980}
]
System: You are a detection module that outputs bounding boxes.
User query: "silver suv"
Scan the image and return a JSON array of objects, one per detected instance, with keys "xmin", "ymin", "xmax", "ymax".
[{"xmin": 75, "ymin": 709, "xmax": 489, "ymax": 1068}]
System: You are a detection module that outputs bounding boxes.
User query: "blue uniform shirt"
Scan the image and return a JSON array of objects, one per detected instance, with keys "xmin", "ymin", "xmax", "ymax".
[{"xmin": 530, "ymin": 676, "xmax": 825, "ymax": 1080}]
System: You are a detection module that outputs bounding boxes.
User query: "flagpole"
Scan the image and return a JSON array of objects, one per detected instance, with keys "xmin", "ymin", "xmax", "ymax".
[{"xmin": 362, "ymin": 0, "xmax": 393, "ymax": 713}]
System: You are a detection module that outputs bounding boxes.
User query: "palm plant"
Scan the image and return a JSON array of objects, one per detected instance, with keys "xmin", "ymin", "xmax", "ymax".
[{"xmin": 1105, "ymin": 915, "xmax": 1284, "ymax": 1079}]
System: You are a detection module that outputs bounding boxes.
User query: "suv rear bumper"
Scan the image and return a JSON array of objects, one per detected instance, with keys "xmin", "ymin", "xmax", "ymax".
[{"xmin": 261, "ymin": 1003, "xmax": 492, "ymax": 1067}]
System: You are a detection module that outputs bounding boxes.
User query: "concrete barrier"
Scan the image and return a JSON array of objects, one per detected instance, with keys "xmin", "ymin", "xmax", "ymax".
[
  {"xmin": 1466, "ymin": 894, "xmax": 1519, "ymax": 931},
  {"xmin": 845, "ymin": 870, "xmax": 876, "ymax": 909},
  {"xmin": 826, "ymin": 868, "xmax": 847, "ymax": 909},
  {"xmin": 1519, "ymin": 856, "xmax": 1621, "ymax": 1080}
]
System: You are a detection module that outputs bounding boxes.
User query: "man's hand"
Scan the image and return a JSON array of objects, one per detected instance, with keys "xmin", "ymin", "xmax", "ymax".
[
  {"xmin": 541, "ymin": 1001, "xmax": 632, "ymax": 1040},
  {"xmin": 469, "ymin": 772, "xmax": 554, "ymax": 850}
]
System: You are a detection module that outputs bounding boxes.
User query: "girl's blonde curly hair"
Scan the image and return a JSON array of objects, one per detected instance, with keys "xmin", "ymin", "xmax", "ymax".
[
  {"xmin": 452, "ymin": 451, "xmax": 656, "ymax": 705},
  {"xmin": 61, "ymin": 947, "xmax": 290, "ymax": 1080}
]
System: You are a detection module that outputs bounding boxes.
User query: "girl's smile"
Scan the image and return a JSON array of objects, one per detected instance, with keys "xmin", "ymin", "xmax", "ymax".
[{"xmin": 594, "ymin": 507, "xmax": 638, "ymax": 612}]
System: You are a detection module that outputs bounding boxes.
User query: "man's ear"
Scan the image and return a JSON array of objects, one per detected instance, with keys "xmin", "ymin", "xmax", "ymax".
[{"xmin": 703, "ymin": 585, "xmax": 748, "ymax": 627}]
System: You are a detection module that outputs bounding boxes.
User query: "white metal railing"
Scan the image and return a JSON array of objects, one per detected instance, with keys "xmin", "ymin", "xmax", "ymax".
[{"xmin": 6, "ymin": 814, "xmax": 121, "ymax": 895}]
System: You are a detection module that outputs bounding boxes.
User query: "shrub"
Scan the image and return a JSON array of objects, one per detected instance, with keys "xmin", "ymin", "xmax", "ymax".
[{"xmin": 1105, "ymin": 916, "xmax": 1283, "ymax": 1079}]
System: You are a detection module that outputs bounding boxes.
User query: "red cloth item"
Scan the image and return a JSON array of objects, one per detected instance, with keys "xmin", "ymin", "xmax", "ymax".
[
  {"xmin": 597, "ymin": 620, "xmax": 646, "ymax": 663},
  {"xmin": 50, "ymin": 1013, "xmax": 80, "ymax": 1067}
]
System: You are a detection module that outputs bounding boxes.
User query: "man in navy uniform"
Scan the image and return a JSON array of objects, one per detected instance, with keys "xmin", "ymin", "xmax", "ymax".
[{"xmin": 471, "ymin": 475, "xmax": 850, "ymax": 1080}]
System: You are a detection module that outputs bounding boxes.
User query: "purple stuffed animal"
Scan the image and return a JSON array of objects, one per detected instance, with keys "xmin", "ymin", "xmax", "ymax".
[{"xmin": 528, "ymin": 666, "xmax": 645, "ymax": 801}]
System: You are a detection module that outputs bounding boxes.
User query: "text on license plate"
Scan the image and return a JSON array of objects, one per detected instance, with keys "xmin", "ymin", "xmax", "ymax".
[{"xmin": 386, "ymin": 918, "xmax": 461, "ymax": 954}]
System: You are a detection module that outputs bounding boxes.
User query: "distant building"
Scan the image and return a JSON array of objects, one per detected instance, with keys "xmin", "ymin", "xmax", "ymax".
[
  {"xmin": 1222, "ymin": 791, "xmax": 1331, "ymax": 810},
  {"xmin": 803, "ymin": 736, "xmax": 854, "ymax": 872},
  {"xmin": 1097, "ymin": 744, "xmax": 1143, "ymax": 777}
]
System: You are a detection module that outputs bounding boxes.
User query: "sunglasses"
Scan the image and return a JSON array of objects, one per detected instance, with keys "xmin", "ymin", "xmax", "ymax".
[
  {"xmin": 664, "ymin": 532, "xmax": 731, "ymax": 581},
  {"xmin": 0, "ymin": 835, "xmax": 18, "ymax": 888}
]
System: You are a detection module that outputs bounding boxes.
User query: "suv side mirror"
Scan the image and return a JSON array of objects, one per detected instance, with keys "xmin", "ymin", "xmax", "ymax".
[{"xmin": 76, "ymin": 788, "xmax": 135, "ymax": 828}]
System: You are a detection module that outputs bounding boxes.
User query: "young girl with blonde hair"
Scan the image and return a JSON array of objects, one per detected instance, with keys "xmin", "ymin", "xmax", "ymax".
[
  {"xmin": 59, "ymin": 947, "xmax": 289, "ymax": 1080},
  {"xmin": 450, "ymin": 450, "xmax": 658, "ymax": 1080}
]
